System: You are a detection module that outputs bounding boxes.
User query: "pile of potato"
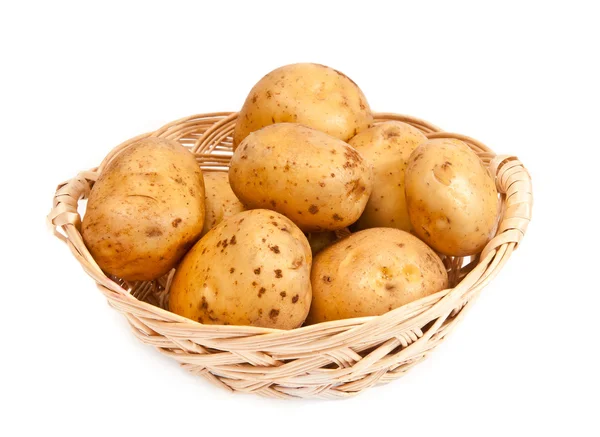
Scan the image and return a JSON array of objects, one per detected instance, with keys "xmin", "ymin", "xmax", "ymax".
[{"xmin": 82, "ymin": 63, "xmax": 499, "ymax": 330}]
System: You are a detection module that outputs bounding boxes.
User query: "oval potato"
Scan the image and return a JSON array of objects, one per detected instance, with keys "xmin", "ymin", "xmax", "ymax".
[
  {"xmin": 405, "ymin": 138, "xmax": 499, "ymax": 256},
  {"xmin": 169, "ymin": 209, "xmax": 312, "ymax": 329},
  {"xmin": 233, "ymin": 63, "xmax": 373, "ymax": 148},
  {"xmin": 307, "ymin": 228, "xmax": 448, "ymax": 324},
  {"xmin": 229, "ymin": 123, "xmax": 373, "ymax": 232},
  {"xmin": 82, "ymin": 137, "xmax": 205, "ymax": 281},
  {"xmin": 349, "ymin": 121, "xmax": 427, "ymax": 231},
  {"xmin": 201, "ymin": 172, "xmax": 245, "ymax": 236}
]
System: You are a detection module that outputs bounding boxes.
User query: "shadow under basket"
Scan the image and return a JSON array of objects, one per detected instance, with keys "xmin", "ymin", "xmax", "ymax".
[{"xmin": 48, "ymin": 112, "xmax": 533, "ymax": 399}]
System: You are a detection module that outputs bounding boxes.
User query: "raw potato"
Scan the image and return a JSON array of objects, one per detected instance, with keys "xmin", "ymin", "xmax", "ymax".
[
  {"xmin": 233, "ymin": 63, "xmax": 373, "ymax": 148},
  {"xmin": 349, "ymin": 121, "xmax": 427, "ymax": 232},
  {"xmin": 229, "ymin": 123, "xmax": 373, "ymax": 232},
  {"xmin": 201, "ymin": 172, "xmax": 245, "ymax": 236},
  {"xmin": 306, "ymin": 231, "xmax": 338, "ymax": 255},
  {"xmin": 307, "ymin": 228, "xmax": 448, "ymax": 324},
  {"xmin": 82, "ymin": 137, "xmax": 205, "ymax": 281},
  {"xmin": 405, "ymin": 138, "xmax": 499, "ymax": 257},
  {"xmin": 169, "ymin": 209, "xmax": 312, "ymax": 329}
]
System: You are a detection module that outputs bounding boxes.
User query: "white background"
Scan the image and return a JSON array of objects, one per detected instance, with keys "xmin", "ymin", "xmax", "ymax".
[{"xmin": 1, "ymin": 1, "xmax": 598, "ymax": 436}]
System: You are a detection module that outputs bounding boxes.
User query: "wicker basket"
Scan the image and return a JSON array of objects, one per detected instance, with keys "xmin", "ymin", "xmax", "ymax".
[{"xmin": 48, "ymin": 112, "xmax": 532, "ymax": 399}]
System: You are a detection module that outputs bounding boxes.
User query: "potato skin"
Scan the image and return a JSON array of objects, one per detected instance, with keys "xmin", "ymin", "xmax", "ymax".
[
  {"xmin": 169, "ymin": 210, "xmax": 312, "ymax": 329},
  {"xmin": 82, "ymin": 137, "xmax": 205, "ymax": 281},
  {"xmin": 306, "ymin": 231, "xmax": 338, "ymax": 256},
  {"xmin": 405, "ymin": 138, "xmax": 499, "ymax": 257},
  {"xmin": 349, "ymin": 121, "xmax": 427, "ymax": 232},
  {"xmin": 233, "ymin": 63, "xmax": 373, "ymax": 148},
  {"xmin": 229, "ymin": 123, "xmax": 373, "ymax": 232},
  {"xmin": 307, "ymin": 228, "xmax": 448, "ymax": 324},
  {"xmin": 201, "ymin": 172, "xmax": 245, "ymax": 237}
]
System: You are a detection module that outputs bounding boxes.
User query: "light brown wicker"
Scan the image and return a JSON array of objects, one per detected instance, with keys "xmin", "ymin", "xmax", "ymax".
[{"xmin": 48, "ymin": 112, "xmax": 532, "ymax": 399}]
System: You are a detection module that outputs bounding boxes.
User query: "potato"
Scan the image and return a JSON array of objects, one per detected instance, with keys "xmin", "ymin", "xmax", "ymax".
[
  {"xmin": 405, "ymin": 138, "xmax": 499, "ymax": 256},
  {"xmin": 306, "ymin": 231, "xmax": 338, "ymax": 255},
  {"xmin": 229, "ymin": 123, "xmax": 373, "ymax": 232},
  {"xmin": 349, "ymin": 121, "xmax": 427, "ymax": 232},
  {"xmin": 233, "ymin": 63, "xmax": 373, "ymax": 148},
  {"xmin": 82, "ymin": 137, "xmax": 205, "ymax": 281},
  {"xmin": 201, "ymin": 171, "xmax": 245, "ymax": 236},
  {"xmin": 169, "ymin": 209, "xmax": 312, "ymax": 329},
  {"xmin": 307, "ymin": 228, "xmax": 448, "ymax": 324}
]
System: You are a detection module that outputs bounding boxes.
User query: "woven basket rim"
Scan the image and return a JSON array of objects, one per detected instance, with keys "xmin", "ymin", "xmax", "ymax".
[{"xmin": 47, "ymin": 111, "xmax": 533, "ymax": 398}]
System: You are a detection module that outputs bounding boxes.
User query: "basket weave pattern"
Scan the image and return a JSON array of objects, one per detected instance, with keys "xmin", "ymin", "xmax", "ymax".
[{"xmin": 48, "ymin": 112, "xmax": 532, "ymax": 399}]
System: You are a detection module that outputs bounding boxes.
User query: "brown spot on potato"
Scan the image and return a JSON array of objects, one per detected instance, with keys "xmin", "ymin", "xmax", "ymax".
[
  {"xmin": 269, "ymin": 245, "xmax": 280, "ymax": 254},
  {"xmin": 385, "ymin": 283, "xmax": 396, "ymax": 291},
  {"xmin": 397, "ymin": 243, "xmax": 405, "ymax": 248},
  {"xmin": 274, "ymin": 269, "xmax": 283, "ymax": 278},
  {"xmin": 345, "ymin": 179, "xmax": 365, "ymax": 196},
  {"xmin": 171, "ymin": 218, "xmax": 182, "ymax": 227},
  {"xmin": 433, "ymin": 162, "xmax": 454, "ymax": 186},
  {"xmin": 291, "ymin": 258, "xmax": 303, "ymax": 269},
  {"xmin": 332, "ymin": 213, "xmax": 343, "ymax": 221},
  {"xmin": 145, "ymin": 227, "xmax": 163, "ymax": 237},
  {"xmin": 270, "ymin": 200, "xmax": 277, "ymax": 207},
  {"xmin": 322, "ymin": 275, "xmax": 332, "ymax": 283},
  {"xmin": 292, "ymin": 295, "xmax": 299, "ymax": 303},
  {"xmin": 308, "ymin": 205, "xmax": 319, "ymax": 214},
  {"xmin": 230, "ymin": 267, "xmax": 235, "ymax": 274},
  {"xmin": 251, "ymin": 93, "xmax": 258, "ymax": 103},
  {"xmin": 230, "ymin": 235, "xmax": 237, "ymax": 245},
  {"xmin": 385, "ymin": 129, "xmax": 400, "ymax": 139},
  {"xmin": 280, "ymin": 291, "xmax": 287, "ymax": 298},
  {"xmin": 254, "ymin": 267, "xmax": 261, "ymax": 275},
  {"xmin": 319, "ymin": 182, "xmax": 326, "ymax": 187},
  {"xmin": 266, "ymin": 90, "xmax": 272, "ymax": 99},
  {"xmin": 269, "ymin": 309, "xmax": 279, "ymax": 319},
  {"xmin": 200, "ymin": 297, "xmax": 208, "ymax": 309},
  {"xmin": 258, "ymin": 287, "xmax": 266, "ymax": 297}
]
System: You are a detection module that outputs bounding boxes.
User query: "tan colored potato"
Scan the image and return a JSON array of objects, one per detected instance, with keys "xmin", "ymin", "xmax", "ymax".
[
  {"xmin": 405, "ymin": 138, "xmax": 499, "ymax": 256},
  {"xmin": 82, "ymin": 137, "xmax": 205, "ymax": 281},
  {"xmin": 201, "ymin": 172, "xmax": 245, "ymax": 236},
  {"xmin": 233, "ymin": 63, "xmax": 373, "ymax": 149},
  {"xmin": 169, "ymin": 209, "xmax": 312, "ymax": 329},
  {"xmin": 306, "ymin": 231, "xmax": 338, "ymax": 256},
  {"xmin": 229, "ymin": 123, "xmax": 373, "ymax": 232},
  {"xmin": 307, "ymin": 228, "xmax": 448, "ymax": 324},
  {"xmin": 349, "ymin": 121, "xmax": 427, "ymax": 232}
]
